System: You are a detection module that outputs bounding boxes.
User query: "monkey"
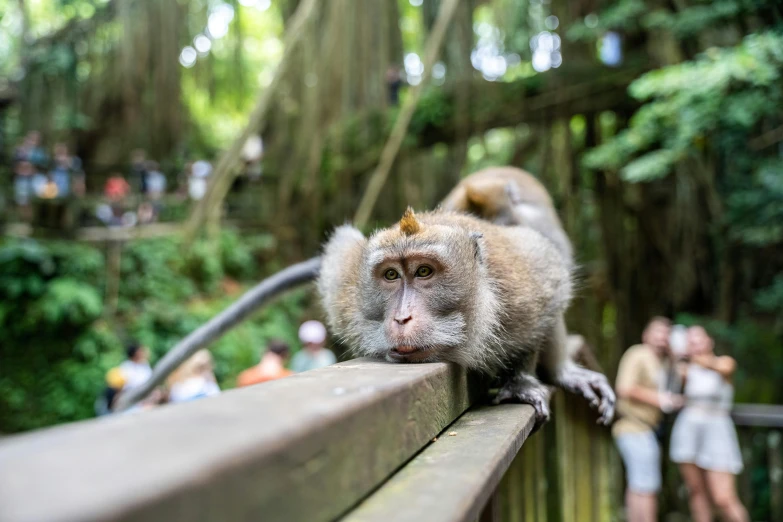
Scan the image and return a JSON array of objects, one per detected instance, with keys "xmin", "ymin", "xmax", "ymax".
[
  {"xmin": 317, "ymin": 167, "xmax": 615, "ymax": 427},
  {"xmin": 115, "ymin": 168, "xmax": 615, "ymax": 419}
]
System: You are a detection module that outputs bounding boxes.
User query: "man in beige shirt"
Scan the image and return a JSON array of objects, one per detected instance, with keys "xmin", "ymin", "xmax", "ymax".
[{"xmin": 614, "ymin": 317, "xmax": 683, "ymax": 522}]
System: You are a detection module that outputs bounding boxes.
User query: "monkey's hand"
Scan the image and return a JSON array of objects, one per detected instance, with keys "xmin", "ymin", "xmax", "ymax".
[
  {"xmin": 492, "ymin": 373, "xmax": 553, "ymax": 431},
  {"xmin": 555, "ymin": 366, "xmax": 615, "ymax": 425}
]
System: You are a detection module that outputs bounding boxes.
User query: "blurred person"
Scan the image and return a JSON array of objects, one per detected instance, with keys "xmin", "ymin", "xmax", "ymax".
[
  {"xmin": 99, "ymin": 174, "xmax": 132, "ymax": 226},
  {"xmin": 241, "ymin": 135, "xmax": 264, "ymax": 181},
  {"xmin": 104, "ymin": 173, "xmax": 131, "ymax": 201},
  {"xmin": 94, "ymin": 367, "xmax": 127, "ymax": 416},
  {"xmin": 49, "ymin": 143, "xmax": 83, "ymax": 197},
  {"xmin": 14, "ymin": 131, "xmax": 47, "ymax": 168},
  {"xmin": 188, "ymin": 159, "xmax": 212, "ymax": 201},
  {"xmin": 290, "ymin": 320, "xmax": 336, "ymax": 373},
  {"xmin": 119, "ymin": 343, "xmax": 153, "ymax": 392},
  {"xmin": 13, "ymin": 160, "xmax": 36, "ymax": 210},
  {"xmin": 613, "ymin": 317, "xmax": 683, "ymax": 522},
  {"xmin": 144, "ymin": 160, "xmax": 166, "ymax": 200},
  {"xmin": 670, "ymin": 326, "xmax": 748, "ymax": 522},
  {"xmin": 129, "ymin": 149, "xmax": 148, "ymax": 193},
  {"xmin": 109, "ymin": 343, "xmax": 156, "ymax": 414},
  {"xmin": 136, "ymin": 201, "xmax": 156, "ymax": 224},
  {"xmin": 167, "ymin": 350, "xmax": 220, "ymax": 403},
  {"xmin": 386, "ymin": 65, "xmax": 404, "ymax": 105},
  {"xmin": 237, "ymin": 339, "xmax": 293, "ymax": 387}
]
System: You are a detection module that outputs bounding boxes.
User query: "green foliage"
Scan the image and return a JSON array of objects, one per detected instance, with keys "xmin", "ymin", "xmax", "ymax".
[
  {"xmin": 183, "ymin": 241, "xmax": 225, "ymax": 294},
  {"xmin": 30, "ymin": 279, "xmax": 103, "ymax": 329},
  {"xmin": 409, "ymin": 88, "xmax": 453, "ymax": 135},
  {"xmin": 569, "ymin": 0, "xmax": 760, "ymax": 42},
  {"xmin": 567, "ymin": 0, "xmax": 647, "ymax": 41},
  {"xmin": 0, "ymin": 231, "xmax": 310, "ymax": 433},
  {"xmin": 642, "ymin": 2, "xmax": 743, "ymax": 38},
  {"xmin": 119, "ymin": 237, "xmax": 196, "ymax": 309},
  {"xmin": 755, "ymin": 275, "xmax": 783, "ymax": 332},
  {"xmin": 0, "ymin": 238, "xmax": 119, "ymax": 433},
  {"xmin": 726, "ymin": 160, "xmax": 783, "ymax": 246},
  {"xmin": 584, "ymin": 31, "xmax": 783, "ymax": 182},
  {"xmin": 219, "ymin": 229, "xmax": 257, "ymax": 280}
]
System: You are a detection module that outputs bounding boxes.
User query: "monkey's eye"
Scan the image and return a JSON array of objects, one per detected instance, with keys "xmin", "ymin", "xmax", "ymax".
[
  {"xmin": 383, "ymin": 268, "xmax": 400, "ymax": 281},
  {"xmin": 415, "ymin": 265, "xmax": 433, "ymax": 278}
]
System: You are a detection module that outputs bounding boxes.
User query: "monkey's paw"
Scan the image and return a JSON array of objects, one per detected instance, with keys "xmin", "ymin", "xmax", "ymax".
[
  {"xmin": 557, "ymin": 367, "xmax": 616, "ymax": 425},
  {"xmin": 492, "ymin": 375, "xmax": 552, "ymax": 431}
]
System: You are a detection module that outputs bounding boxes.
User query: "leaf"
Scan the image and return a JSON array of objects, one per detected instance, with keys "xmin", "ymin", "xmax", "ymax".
[{"xmin": 621, "ymin": 149, "xmax": 679, "ymax": 182}]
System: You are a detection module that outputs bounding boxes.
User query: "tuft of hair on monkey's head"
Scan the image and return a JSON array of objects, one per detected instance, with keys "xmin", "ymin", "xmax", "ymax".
[{"xmin": 398, "ymin": 206, "xmax": 421, "ymax": 236}]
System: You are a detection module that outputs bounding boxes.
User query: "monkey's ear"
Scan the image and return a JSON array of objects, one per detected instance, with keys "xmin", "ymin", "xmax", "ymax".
[
  {"xmin": 323, "ymin": 225, "xmax": 366, "ymax": 256},
  {"xmin": 465, "ymin": 185, "xmax": 489, "ymax": 211},
  {"xmin": 469, "ymin": 231, "xmax": 485, "ymax": 263}
]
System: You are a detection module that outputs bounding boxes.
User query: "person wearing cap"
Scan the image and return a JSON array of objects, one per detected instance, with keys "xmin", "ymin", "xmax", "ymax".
[{"xmin": 290, "ymin": 320, "xmax": 336, "ymax": 373}]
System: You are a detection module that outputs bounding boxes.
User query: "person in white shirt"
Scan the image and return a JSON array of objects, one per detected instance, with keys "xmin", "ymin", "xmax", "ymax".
[
  {"xmin": 290, "ymin": 320, "xmax": 336, "ymax": 373},
  {"xmin": 119, "ymin": 343, "xmax": 153, "ymax": 392},
  {"xmin": 115, "ymin": 343, "xmax": 157, "ymax": 413},
  {"xmin": 670, "ymin": 326, "xmax": 748, "ymax": 522}
]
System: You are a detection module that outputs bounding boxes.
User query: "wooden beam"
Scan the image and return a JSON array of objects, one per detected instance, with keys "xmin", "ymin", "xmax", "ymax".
[
  {"xmin": 75, "ymin": 223, "xmax": 182, "ymax": 242},
  {"xmin": 343, "ymin": 403, "xmax": 535, "ymax": 522},
  {"xmin": 0, "ymin": 359, "xmax": 481, "ymax": 522}
]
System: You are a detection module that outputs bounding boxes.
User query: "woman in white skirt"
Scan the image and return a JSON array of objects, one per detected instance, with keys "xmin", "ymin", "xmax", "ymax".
[{"xmin": 670, "ymin": 326, "xmax": 748, "ymax": 522}]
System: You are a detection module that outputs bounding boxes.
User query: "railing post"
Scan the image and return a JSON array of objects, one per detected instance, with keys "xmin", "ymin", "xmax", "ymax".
[{"xmin": 770, "ymin": 430, "xmax": 783, "ymax": 521}]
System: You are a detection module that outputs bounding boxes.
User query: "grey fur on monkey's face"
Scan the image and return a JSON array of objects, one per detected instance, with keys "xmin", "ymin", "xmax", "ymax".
[{"xmin": 354, "ymin": 225, "xmax": 483, "ymax": 366}]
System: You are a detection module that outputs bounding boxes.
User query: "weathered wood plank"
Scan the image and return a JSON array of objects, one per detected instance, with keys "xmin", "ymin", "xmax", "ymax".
[
  {"xmin": 343, "ymin": 403, "xmax": 535, "ymax": 522},
  {"xmin": 0, "ymin": 359, "xmax": 478, "ymax": 522},
  {"xmin": 76, "ymin": 222, "xmax": 183, "ymax": 242}
]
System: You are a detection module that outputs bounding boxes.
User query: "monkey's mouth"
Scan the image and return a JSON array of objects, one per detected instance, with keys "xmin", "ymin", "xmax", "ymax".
[{"xmin": 388, "ymin": 345, "xmax": 437, "ymax": 363}]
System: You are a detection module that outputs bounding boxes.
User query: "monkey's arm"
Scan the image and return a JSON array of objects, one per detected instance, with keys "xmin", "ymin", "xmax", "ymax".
[
  {"xmin": 539, "ymin": 317, "xmax": 616, "ymax": 425},
  {"xmin": 493, "ymin": 367, "xmax": 554, "ymax": 430}
]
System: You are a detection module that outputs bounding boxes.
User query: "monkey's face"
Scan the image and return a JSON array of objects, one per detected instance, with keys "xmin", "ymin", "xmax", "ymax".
[{"xmin": 358, "ymin": 223, "xmax": 481, "ymax": 365}]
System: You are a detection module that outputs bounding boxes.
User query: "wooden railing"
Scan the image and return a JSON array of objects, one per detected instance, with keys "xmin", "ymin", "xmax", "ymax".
[
  {"xmin": 0, "ymin": 357, "xmax": 620, "ymax": 522},
  {"xmin": 733, "ymin": 405, "xmax": 783, "ymax": 521}
]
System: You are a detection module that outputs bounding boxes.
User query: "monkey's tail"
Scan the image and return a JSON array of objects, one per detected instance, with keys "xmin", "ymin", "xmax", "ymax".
[{"xmin": 115, "ymin": 256, "xmax": 322, "ymax": 411}]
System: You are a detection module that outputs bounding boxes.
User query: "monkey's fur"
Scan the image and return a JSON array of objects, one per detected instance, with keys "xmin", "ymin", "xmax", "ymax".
[{"xmin": 318, "ymin": 166, "xmax": 615, "ymax": 426}]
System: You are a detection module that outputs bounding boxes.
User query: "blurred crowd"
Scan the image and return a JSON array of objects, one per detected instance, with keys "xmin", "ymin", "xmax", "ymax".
[
  {"xmin": 8, "ymin": 129, "xmax": 242, "ymax": 228},
  {"xmin": 12, "ymin": 131, "xmax": 85, "ymax": 219},
  {"xmin": 615, "ymin": 317, "xmax": 748, "ymax": 522},
  {"xmin": 96, "ymin": 319, "xmax": 335, "ymax": 415}
]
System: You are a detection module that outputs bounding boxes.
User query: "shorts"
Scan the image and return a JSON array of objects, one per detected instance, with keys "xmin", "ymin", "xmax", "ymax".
[
  {"xmin": 615, "ymin": 430, "xmax": 661, "ymax": 494},
  {"xmin": 670, "ymin": 409, "xmax": 743, "ymax": 474}
]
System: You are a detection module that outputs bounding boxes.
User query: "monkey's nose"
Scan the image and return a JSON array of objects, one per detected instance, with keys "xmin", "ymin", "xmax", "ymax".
[{"xmin": 394, "ymin": 314, "xmax": 413, "ymax": 325}]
